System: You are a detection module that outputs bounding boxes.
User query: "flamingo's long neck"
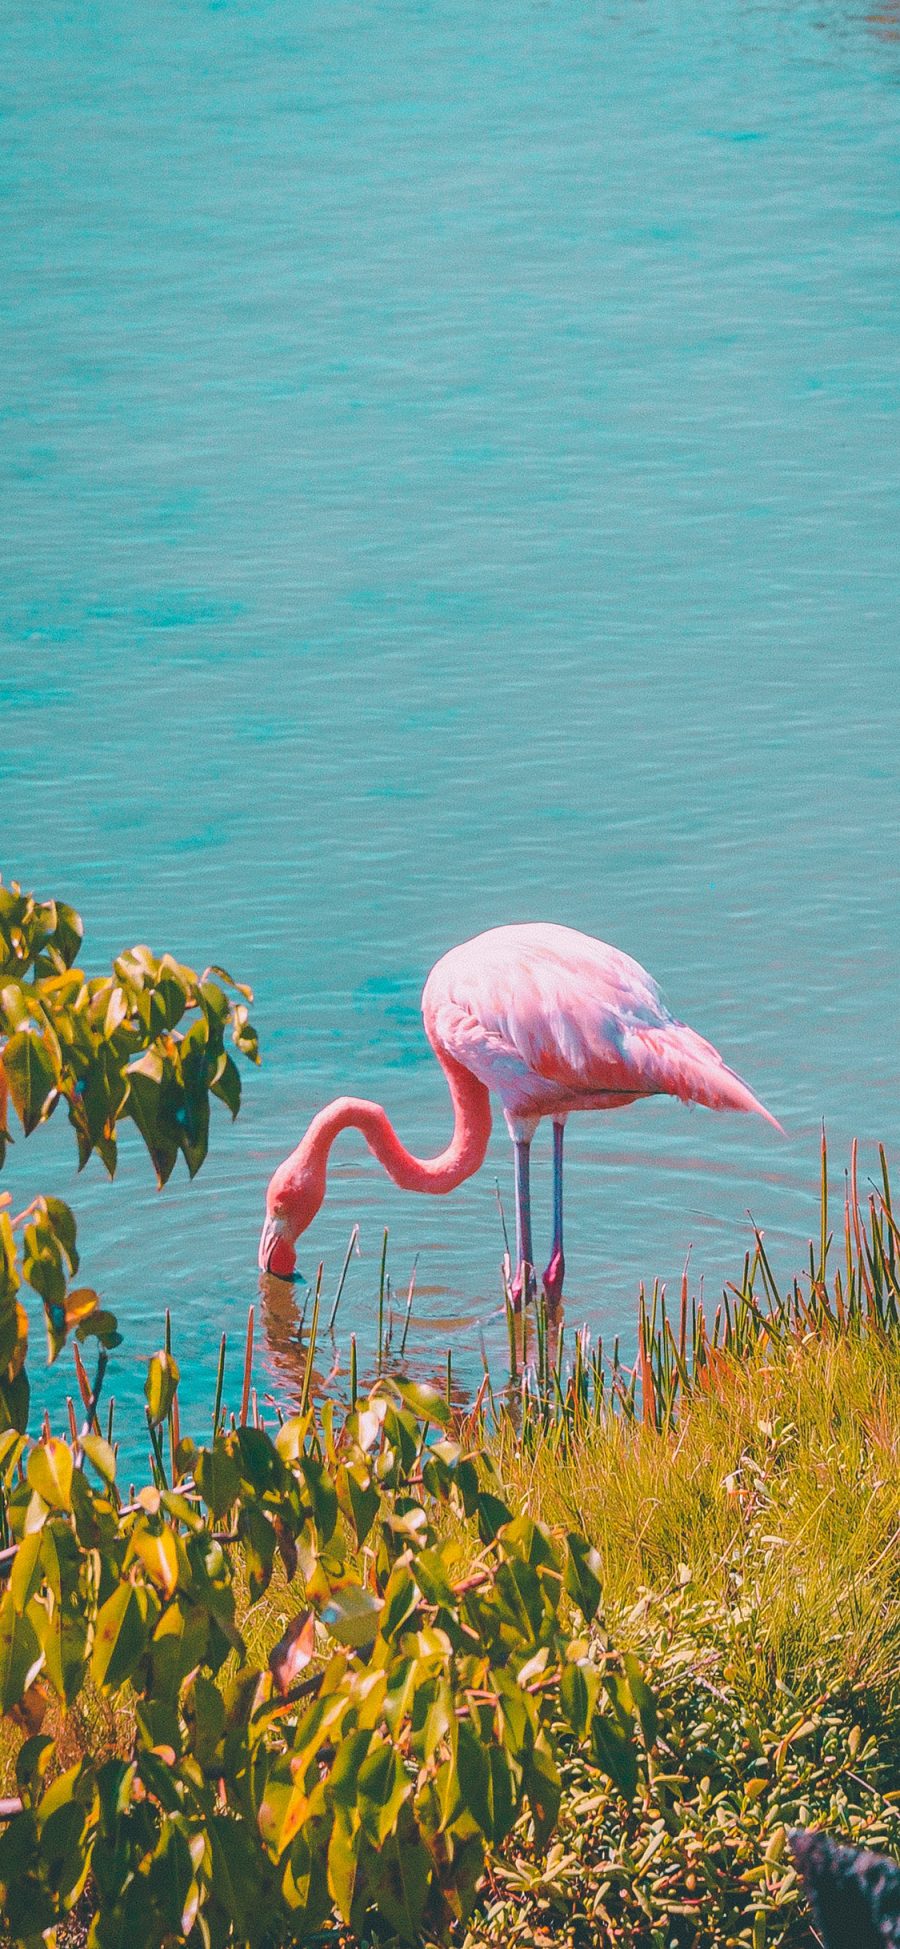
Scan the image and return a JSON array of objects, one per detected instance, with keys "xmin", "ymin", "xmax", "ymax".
[{"xmin": 282, "ymin": 1050, "xmax": 492, "ymax": 1216}]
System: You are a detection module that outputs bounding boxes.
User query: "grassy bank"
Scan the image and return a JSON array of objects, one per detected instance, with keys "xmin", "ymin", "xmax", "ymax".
[
  {"xmin": 10, "ymin": 1325, "xmax": 898, "ymax": 1948},
  {"xmin": 232, "ymin": 1319, "xmax": 900, "ymax": 1946},
  {"xmin": 3, "ymin": 1148, "xmax": 900, "ymax": 1947},
  {"xmin": 467, "ymin": 1328, "xmax": 900, "ymax": 1947}
]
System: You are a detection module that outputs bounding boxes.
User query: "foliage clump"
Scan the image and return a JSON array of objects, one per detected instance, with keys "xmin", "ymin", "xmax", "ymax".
[
  {"xmin": 0, "ymin": 1374, "xmax": 646, "ymax": 1947},
  {"xmin": 0, "ymin": 880, "xmax": 257, "ymax": 1430}
]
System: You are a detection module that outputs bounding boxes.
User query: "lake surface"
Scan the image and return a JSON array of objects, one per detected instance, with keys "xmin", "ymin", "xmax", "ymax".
[{"xmin": 2, "ymin": 0, "xmax": 898, "ymax": 1454}]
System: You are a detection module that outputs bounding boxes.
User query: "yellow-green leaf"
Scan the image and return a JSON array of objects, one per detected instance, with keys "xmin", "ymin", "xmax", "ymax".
[
  {"xmin": 132, "ymin": 1525, "xmax": 179, "ymax": 1597},
  {"xmin": 321, "ymin": 1585, "xmax": 383, "ymax": 1648},
  {"xmin": 9, "ymin": 1532, "xmax": 42, "ymax": 1614},
  {"xmin": 145, "ymin": 1350, "xmax": 180, "ymax": 1427},
  {"xmin": 0, "ymin": 1590, "xmax": 44, "ymax": 1713},
  {"xmin": 2, "ymin": 1029, "xmax": 59, "ymax": 1135},
  {"xmin": 80, "ymin": 1432, "xmax": 116, "ymax": 1487},
  {"xmin": 91, "ymin": 1581, "xmax": 155, "ymax": 1690},
  {"xmin": 27, "ymin": 1437, "xmax": 73, "ymax": 1511}
]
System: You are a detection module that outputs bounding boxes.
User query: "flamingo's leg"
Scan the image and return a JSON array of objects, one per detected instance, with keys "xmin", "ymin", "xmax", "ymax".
[
  {"xmin": 542, "ymin": 1119, "xmax": 565, "ymax": 1310},
  {"xmin": 510, "ymin": 1136, "xmax": 534, "ymax": 1309}
]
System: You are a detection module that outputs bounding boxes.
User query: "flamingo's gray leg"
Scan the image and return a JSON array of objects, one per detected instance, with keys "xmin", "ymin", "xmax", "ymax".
[
  {"xmin": 511, "ymin": 1136, "xmax": 534, "ymax": 1309},
  {"xmin": 542, "ymin": 1119, "xmax": 566, "ymax": 1310}
]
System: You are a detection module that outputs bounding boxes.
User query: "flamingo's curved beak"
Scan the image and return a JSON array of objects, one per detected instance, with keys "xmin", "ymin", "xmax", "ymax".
[{"xmin": 258, "ymin": 1214, "xmax": 297, "ymax": 1281}]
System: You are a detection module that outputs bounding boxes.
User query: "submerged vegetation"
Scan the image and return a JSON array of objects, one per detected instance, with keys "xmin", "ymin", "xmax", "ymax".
[{"xmin": 0, "ymin": 880, "xmax": 898, "ymax": 1947}]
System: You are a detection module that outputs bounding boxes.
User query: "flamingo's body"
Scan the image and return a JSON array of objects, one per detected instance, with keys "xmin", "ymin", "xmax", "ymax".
[{"xmin": 259, "ymin": 923, "xmax": 779, "ymax": 1302}]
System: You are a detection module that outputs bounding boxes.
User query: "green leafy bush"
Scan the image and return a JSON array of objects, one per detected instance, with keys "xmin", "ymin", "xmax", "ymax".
[
  {"xmin": 0, "ymin": 879, "xmax": 258, "ymax": 1431},
  {"xmin": 0, "ymin": 1376, "xmax": 648, "ymax": 1947}
]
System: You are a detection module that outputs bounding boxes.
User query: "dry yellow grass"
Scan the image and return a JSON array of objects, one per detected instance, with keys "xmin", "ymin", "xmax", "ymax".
[{"xmin": 493, "ymin": 1329, "xmax": 900, "ymax": 1704}]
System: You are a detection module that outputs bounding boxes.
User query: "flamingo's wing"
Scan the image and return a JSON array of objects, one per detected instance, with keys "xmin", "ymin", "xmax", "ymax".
[{"xmin": 424, "ymin": 923, "xmax": 777, "ymax": 1124}]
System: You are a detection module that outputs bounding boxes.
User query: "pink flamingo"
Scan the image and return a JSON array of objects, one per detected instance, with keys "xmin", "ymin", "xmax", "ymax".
[{"xmin": 259, "ymin": 923, "xmax": 779, "ymax": 1306}]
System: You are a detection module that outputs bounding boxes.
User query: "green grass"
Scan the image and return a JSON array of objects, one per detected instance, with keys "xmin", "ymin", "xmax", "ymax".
[
  {"xmin": 460, "ymin": 1328, "xmax": 900, "ymax": 1948},
  {"xmin": 495, "ymin": 1329, "xmax": 900, "ymax": 1701}
]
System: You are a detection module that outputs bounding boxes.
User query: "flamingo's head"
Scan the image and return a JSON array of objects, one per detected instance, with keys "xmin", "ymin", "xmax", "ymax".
[{"xmin": 258, "ymin": 1153, "xmax": 324, "ymax": 1279}]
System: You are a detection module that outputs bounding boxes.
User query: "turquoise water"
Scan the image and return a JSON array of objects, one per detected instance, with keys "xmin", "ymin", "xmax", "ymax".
[{"xmin": 2, "ymin": 1, "xmax": 898, "ymax": 1447}]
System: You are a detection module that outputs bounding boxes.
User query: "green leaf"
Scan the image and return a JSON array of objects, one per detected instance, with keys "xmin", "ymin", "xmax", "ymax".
[
  {"xmin": 300, "ymin": 1453, "xmax": 338, "ymax": 1545},
  {"xmin": 91, "ymin": 1580, "xmax": 156, "ymax": 1690},
  {"xmin": 37, "ymin": 1797, "xmax": 88, "ymax": 1906},
  {"xmin": 414, "ymin": 1547, "xmax": 457, "ymax": 1610},
  {"xmin": 522, "ymin": 1737, "xmax": 562, "ymax": 1849},
  {"xmin": 0, "ymin": 1365, "xmax": 30, "ymax": 1434},
  {"xmin": 375, "ymin": 1823, "xmax": 432, "ymax": 1941},
  {"xmin": 132, "ymin": 1523, "xmax": 180, "ymax": 1596},
  {"xmin": 80, "ymin": 1432, "xmax": 117, "ymax": 1487},
  {"xmin": 321, "ymin": 1584, "xmax": 383, "ymax": 1648},
  {"xmin": 0, "ymin": 1808, "xmax": 50, "ymax": 1938},
  {"xmin": 37, "ymin": 1602, "xmax": 90, "ymax": 1707},
  {"xmin": 357, "ymin": 1738, "xmax": 412, "ymax": 1844},
  {"xmin": 0, "ymin": 1591, "xmax": 44, "ymax": 1712},
  {"xmin": 232, "ymin": 1014, "xmax": 259, "ymax": 1063},
  {"xmin": 148, "ymin": 1593, "xmax": 210, "ymax": 1699},
  {"xmin": 125, "ymin": 1052, "xmax": 179, "ymax": 1186},
  {"xmin": 2, "ymin": 1029, "xmax": 59, "ymax": 1134},
  {"xmin": 42, "ymin": 1197, "xmax": 79, "ymax": 1273},
  {"xmin": 476, "ymin": 1490, "xmax": 512, "ymax": 1544},
  {"xmin": 590, "ymin": 1710, "xmax": 639, "ymax": 1798},
  {"xmin": 327, "ymin": 1812, "xmax": 361, "ymax": 1925},
  {"xmin": 27, "ymin": 1437, "xmax": 74, "ymax": 1511},
  {"xmin": 605, "ymin": 1667, "xmax": 636, "ymax": 1735},
  {"xmin": 455, "ymin": 1719, "xmax": 492, "ymax": 1835},
  {"xmin": 394, "ymin": 1377, "xmax": 451, "ymax": 1428},
  {"xmin": 23, "ymin": 1247, "xmax": 66, "ymax": 1312},
  {"xmin": 177, "ymin": 1082, "xmax": 210, "ymax": 1179},
  {"xmin": 0, "ymin": 980, "xmax": 36, "ymax": 1032},
  {"xmin": 204, "ymin": 964, "xmax": 254, "ymax": 1003},
  {"xmin": 238, "ymin": 1500, "xmax": 277, "ymax": 1604},
  {"xmin": 501, "ymin": 1514, "xmax": 559, "ymax": 1571},
  {"xmin": 15, "ymin": 1732, "xmax": 54, "ymax": 1803},
  {"xmin": 623, "ymin": 1650, "xmax": 658, "ymax": 1748},
  {"xmin": 485, "ymin": 1744, "xmax": 517, "ymax": 1844},
  {"xmin": 379, "ymin": 1563, "xmax": 420, "ymax": 1642},
  {"xmin": 494, "ymin": 1666, "xmax": 537, "ymax": 1758},
  {"xmin": 0, "ymin": 1293, "xmax": 24, "ymax": 1372},
  {"xmin": 75, "ymin": 1306, "xmax": 121, "ymax": 1349},
  {"xmin": 234, "ymin": 1425, "xmax": 282, "ymax": 1493},
  {"xmin": 328, "ymin": 1726, "xmax": 375, "ymax": 1810},
  {"xmin": 0, "ymin": 1429, "xmax": 26, "ymax": 1480},
  {"xmin": 274, "ymin": 1412, "xmax": 314, "ymax": 1463},
  {"xmin": 564, "ymin": 1531, "xmax": 603, "ymax": 1622},
  {"xmin": 207, "ymin": 1813, "xmax": 267, "ymax": 1938},
  {"xmin": 9, "ymin": 1532, "xmax": 43, "ymax": 1614},
  {"xmin": 560, "ymin": 1657, "xmax": 601, "ymax": 1737},
  {"xmin": 195, "ymin": 1440, "xmax": 241, "ymax": 1519},
  {"xmin": 210, "ymin": 1052, "xmax": 242, "ymax": 1118},
  {"xmin": 145, "ymin": 1349, "xmax": 180, "ymax": 1427},
  {"xmin": 154, "ymin": 956, "xmax": 190, "ymax": 1031},
  {"xmin": 494, "ymin": 1556, "xmax": 545, "ymax": 1640},
  {"xmin": 185, "ymin": 1672, "xmax": 225, "ymax": 1768},
  {"xmin": 339, "ymin": 1460, "xmax": 380, "ymax": 1547},
  {"xmin": 51, "ymin": 902, "xmax": 84, "ymax": 969}
]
